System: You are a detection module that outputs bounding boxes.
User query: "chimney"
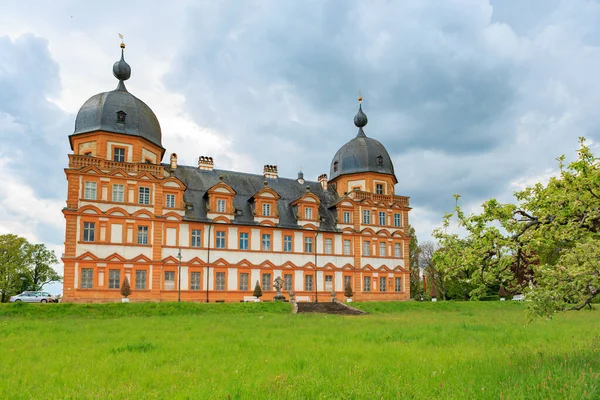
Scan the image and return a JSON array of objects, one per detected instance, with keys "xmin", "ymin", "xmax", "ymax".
[
  {"xmin": 318, "ymin": 174, "xmax": 328, "ymax": 190},
  {"xmin": 263, "ymin": 164, "xmax": 278, "ymax": 179},
  {"xmin": 198, "ymin": 156, "xmax": 214, "ymax": 171},
  {"xmin": 170, "ymin": 153, "xmax": 178, "ymax": 169}
]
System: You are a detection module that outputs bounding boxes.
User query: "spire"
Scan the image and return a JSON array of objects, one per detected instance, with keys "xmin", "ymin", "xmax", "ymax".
[
  {"xmin": 113, "ymin": 35, "xmax": 131, "ymax": 91},
  {"xmin": 354, "ymin": 92, "xmax": 368, "ymax": 137}
]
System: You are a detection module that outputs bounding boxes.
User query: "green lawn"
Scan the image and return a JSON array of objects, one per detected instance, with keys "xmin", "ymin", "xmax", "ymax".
[{"xmin": 0, "ymin": 301, "xmax": 598, "ymax": 399}]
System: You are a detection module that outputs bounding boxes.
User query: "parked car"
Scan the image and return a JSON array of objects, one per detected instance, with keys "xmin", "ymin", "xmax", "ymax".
[{"xmin": 9, "ymin": 291, "xmax": 57, "ymax": 303}]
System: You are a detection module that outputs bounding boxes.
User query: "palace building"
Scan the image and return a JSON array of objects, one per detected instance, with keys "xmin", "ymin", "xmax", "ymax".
[{"xmin": 61, "ymin": 44, "xmax": 412, "ymax": 303}]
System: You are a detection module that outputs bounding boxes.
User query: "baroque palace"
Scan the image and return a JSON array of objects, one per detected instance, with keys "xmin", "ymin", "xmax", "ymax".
[{"xmin": 62, "ymin": 44, "xmax": 412, "ymax": 302}]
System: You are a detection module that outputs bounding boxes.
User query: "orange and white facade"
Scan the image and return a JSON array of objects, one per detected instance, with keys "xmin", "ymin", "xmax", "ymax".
[{"xmin": 61, "ymin": 46, "xmax": 411, "ymax": 303}]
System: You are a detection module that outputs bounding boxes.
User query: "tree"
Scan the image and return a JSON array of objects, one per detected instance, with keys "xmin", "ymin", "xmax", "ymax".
[
  {"xmin": 21, "ymin": 243, "xmax": 60, "ymax": 291},
  {"xmin": 344, "ymin": 280, "xmax": 353, "ymax": 298},
  {"xmin": 120, "ymin": 277, "xmax": 132, "ymax": 298},
  {"xmin": 419, "ymin": 241, "xmax": 446, "ymax": 300},
  {"xmin": 408, "ymin": 225, "xmax": 421, "ymax": 299},
  {"xmin": 253, "ymin": 281, "xmax": 263, "ymax": 298},
  {"xmin": 433, "ymin": 138, "xmax": 600, "ymax": 318},
  {"xmin": 0, "ymin": 235, "xmax": 29, "ymax": 302},
  {"xmin": 0, "ymin": 235, "xmax": 61, "ymax": 302}
]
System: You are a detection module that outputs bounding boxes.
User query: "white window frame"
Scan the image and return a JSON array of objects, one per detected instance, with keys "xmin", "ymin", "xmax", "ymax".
[
  {"xmin": 239, "ymin": 232, "xmax": 249, "ymax": 250},
  {"xmin": 380, "ymin": 277, "xmax": 387, "ymax": 292},
  {"xmin": 109, "ymin": 270, "xmax": 120, "ymax": 289},
  {"xmin": 137, "ymin": 226, "xmax": 149, "ymax": 245},
  {"xmin": 165, "ymin": 194, "xmax": 175, "ymax": 208},
  {"xmin": 262, "ymin": 203, "xmax": 271, "ymax": 216},
  {"xmin": 135, "ymin": 270, "xmax": 146, "ymax": 290},
  {"xmin": 325, "ymin": 238, "xmax": 333, "ymax": 254},
  {"xmin": 261, "ymin": 234, "xmax": 271, "ymax": 251},
  {"xmin": 239, "ymin": 273, "xmax": 249, "ymax": 291},
  {"xmin": 84, "ymin": 182, "xmax": 97, "ymax": 200},
  {"xmin": 83, "ymin": 222, "xmax": 95, "ymax": 242},
  {"xmin": 138, "ymin": 187, "xmax": 150, "ymax": 205},
  {"xmin": 395, "ymin": 277, "xmax": 402, "ymax": 292},
  {"xmin": 325, "ymin": 275, "xmax": 333, "ymax": 291},
  {"xmin": 262, "ymin": 273, "xmax": 272, "ymax": 291},
  {"xmin": 343, "ymin": 211, "xmax": 351, "ymax": 224},
  {"xmin": 284, "ymin": 274, "xmax": 292, "ymax": 291},
  {"xmin": 363, "ymin": 240, "xmax": 371, "ymax": 256},
  {"xmin": 113, "ymin": 147, "xmax": 125, "ymax": 162},
  {"xmin": 283, "ymin": 235, "xmax": 292, "ymax": 252},
  {"xmin": 394, "ymin": 243, "xmax": 402, "ymax": 258},
  {"xmin": 112, "ymin": 184, "xmax": 124, "ymax": 202},
  {"xmin": 394, "ymin": 213, "xmax": 401, "ymax": 227},
  {"xmin": 304, "ymin": 237, "xmax": 313, "ymax": 253},
  {"xmin": 343, "ymin": 240, "xmax": 351, "ymax": 255},
  {"xmin": 305, "ymin": 207, "xmax": 312, "ymax": 220},
  {"xmin": 190, "ymin": 272, "xmax": 201, "ymax": 290},
  {"xmin": 379, "ymin": 211, "xmax": 386, "ymax": 226},
  {"xmin": 216, "ymin": 231, "xmax": 226, "ymax": 249},
  {"xmin": 379, "ymin": 242, "xmax": 386, "ymax": 257},
  {"xmin": 191, "ymin": 229, "xmax": 202, "ymax": 248},
  {"xmin": 216, "ymin": 272, "xmax": 226, "ymax": 290},
  {"xmin": 305, "ymin": 275, "xmax": 313, "ymax": 291},
  {"xmin": 164, "ymin": 271, "xmax": 175, "ymax": 290},
  {"xmin": 81, "ymin": 268, "xmax": 93, "ymax": 289},
  {"xmin": 217, "ymin": 199, "xmax": 226, "ymax": 213},
  {"xmin": 363, "ymin": 276, "xmax": 371, "ymax": 292},
  {"xmin": 363, "ymin": 210, "xmax": 370, "ymax": 224}
]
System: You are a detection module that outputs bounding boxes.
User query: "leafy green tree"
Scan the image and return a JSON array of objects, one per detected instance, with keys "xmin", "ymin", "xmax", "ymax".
[
  {"xmin": 408, "ymin": 225, "xmax": 421, "ymax": 299},
  {"xmin": 433, "ymin": 138, "xmax": 600, "ymax": 317},
  {"xmin": 21, "ymin": 243, "xmax": 60, "ymax": 291},
  {"xmin": 0, "ymin": 235, "xmax": 29, "ymax": 302},
  {"xmin": 253, "ymin": 281, "xmax": 263, "ymax": 298}
]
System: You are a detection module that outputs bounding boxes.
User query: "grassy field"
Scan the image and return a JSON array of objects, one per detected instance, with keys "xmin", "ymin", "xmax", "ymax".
[{"xmin": 0, "ymin": 301, "xmax": 598, "ymax": 399}]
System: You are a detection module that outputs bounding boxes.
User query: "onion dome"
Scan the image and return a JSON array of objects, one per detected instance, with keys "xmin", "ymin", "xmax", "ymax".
[
  {"xmin": 329, "ymin": 98, "xmax": 396, "ymax": 183},
  {"xmin": 70, "ymin": 42, "xmax": 163, "ymax": 150}
]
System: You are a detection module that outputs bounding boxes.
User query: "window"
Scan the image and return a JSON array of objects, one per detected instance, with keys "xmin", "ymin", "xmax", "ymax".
[
  {"xmin": 217, "ymin": 199, "xmax": 226, "ymax": 213},
  {"xmin": 137, "ymin": 226, "xmax": 149, "ymax": 245},
  {"xmin": 343, "ymin": 211, "xmax": 351, "ymax": 224},
  {"xmin": 112, "ymin": 184, "xmax": 124, "ymax": 202},
  {"xmin": 164, "ymin": 271, "xmax": 175, "ymax": 290},
  {"xmin": 363, "ymin": 276, "xmax": 371, "ymax": 292},
  {"xmin": 191, "ymin": 229, "xmax": 202, "ymax": 248},
  {"xmin": 380, "ymin": 277, "xmax": 387, "ymax": 292},
  {"xmin": 305, "ymin": 207, "xmax": 312, "ymax": 220},
  {"xmin": 344, "ymin": 276, "xmax": 352, "ymax": 291},
  {"xmin": 325, "ymin": 238, "xmax": 333, "ymax": 254},
  {"xmin": 305, "ymin": 275, "xmax": 313, "ymax": 291},
  {"xmin": 216, "ymin": 272, "xmax": 226, "ymax": 290},
  {"xmin": 135, "ymin": 270, "xmax": 146, "ymax": 290},
  {"xmin": 284, "ymin": 274, "xmax": 292, "ymax": 291},
  {"xmin": 376, "ymin": 183, "xmax": 384, "ymax": 194},
  {"xmin": 262, "ymin": 203, "xmax": 271, "ymax": 216},
  {"xmin": 343, "ymin": 240, "xmax": 351, "ymax": 255},
  {"xmin": 138, "ymin": 187, "xmax": 150, "ymax": 204},
  {"xmin": 262, "ymin": 274, "xmax": 272, "ymax": 291},
  {"xmin": 165, "ymin": 194, "xmax": 175, "ymax": 208},
  {"xmin": 109, "ymin": 270, "xmax": 120, "ymax": 289},
  {"xmin": 83, "ymin": 222, "xmax": 95, "ymax": 242},
  {"xmin": 239, "ymin": 273, "xmax": 249, "ymax": 291},
  {"xmin": 394, "ymin": 213, "xmax": 401, "ymax": 227},
  {"xmin": 239, "ymin": 232, "xmax": 249, "ymax": 250},
  {"xmin": 363, "ymin": 240, "xmax": 371, "ymax": 256},
  {"xmin": 304, "ymin": 237, "xmax": 313, "ymax": 253},
  {"xmin": 216, "ymin": 231, "xmax": 226, "ymax": 249},
  {"xmin": 394, "ymin": 243, "xmax": 402, "ymax": 258},
  {"xmin": 261, "ymin": 234, "xmax": 271, "ymax": 251},
  {"xmin": 395, "ymin": 277, "xmax": 402, "ymax": 292},
  {"xmin": 84, "ymin": 182, "xmax": 97, "ymax": 200},
  {"xmin": 81, "ymin": 268, "xmax": 93, "ymax": 289},
  {"xmin": 333, "ymin": 161, "xmax": 338, "ymax": 172},
  {"xmin": 379, "ymin": 242, "xmax": 387, "ymax": 257},
  {"xmin": 113, "ymin": 147, "xmax": 125, "ymax": 162},
  {"xmin": 363, "ymin": 210, "xmax": 371, "ymax": 224},
  {"xmin": 325, "ymin": 275, "xmax": 333, "ymax": 291},
  {"xmin": 283, "ymin": 235, "xmax": 292, "ymax": 252},
  {"xmin": 377, "ymin": 155, "xmax": 383, "ymax": 166},
  {"xmin": 191, "ymin": 272, "xmax": 201, "ymax": 290},
  {"xmin": 379, "ymin": 211, "xmax": 386, "ymax": 226}
]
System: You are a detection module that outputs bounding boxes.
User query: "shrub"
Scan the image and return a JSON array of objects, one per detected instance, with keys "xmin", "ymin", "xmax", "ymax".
[
  {"xmin": 120, "ymin": 277, "xmax": 132, "ymax": 298},
  {"xmin": 344, "ymin": 281, "xmax": 353, "ymax": 298},
  {"xmin": 480, "ymin": 295, "xmax": 500, "ymax": 302},
  {"xmin": 253, "ymin": 281, "xmax": 263, "ymax": 298}
]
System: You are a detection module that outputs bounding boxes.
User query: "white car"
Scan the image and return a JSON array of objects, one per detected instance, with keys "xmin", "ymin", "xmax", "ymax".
[{"xmin": 9, "ymin": 291, "xmax": 57, "ymax": 303}]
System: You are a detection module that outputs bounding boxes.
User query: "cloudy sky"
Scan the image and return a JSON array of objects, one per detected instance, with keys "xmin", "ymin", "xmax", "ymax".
[{"xmin": 1, "ymin": 0, "xmax": 600, "ymax": 289}]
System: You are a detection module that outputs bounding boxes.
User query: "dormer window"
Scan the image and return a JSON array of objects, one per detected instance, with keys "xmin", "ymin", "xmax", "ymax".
[
  {"xmin": 333, "ymin": 161, "xmax": 338, "ymax": 172},
  {"xmin": 217, "ymin": 199, "xmax": 226, "ymax": 213},
  {"xmin": 116, "ymin": 110, "xmax": 127, "ymax": 123},
  {"xmin": 305, "ymin": 207, "xmax": 313, "ymax": 220},
  {"xmin": 262, "ymin": 203, "xmax": 271, "ymax": 216},
  {"xmin": 377, "ymin": 155, "xmax": 383, "ymax": 166}
]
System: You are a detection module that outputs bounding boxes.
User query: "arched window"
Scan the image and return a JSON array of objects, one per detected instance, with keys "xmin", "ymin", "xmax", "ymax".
[
  {"xmin": 377, "ymin": 155, "xmax": 383, "ymax": 166},
  {"xmin": 116, "ymin": 110, "xmax": 127, "ymax": 123},
  {"xmin": 333, "ymin": 161, "xmax": 338, "ymax": 172}
]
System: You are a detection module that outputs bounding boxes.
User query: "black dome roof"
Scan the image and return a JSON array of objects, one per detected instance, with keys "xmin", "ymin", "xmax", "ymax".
[
  {"xmin": 70, "ymin": 46, "xmax": 163, "ymax": 150},
  {"xmin": 330, "ymin": 104, "xmax": 396, "ymax": 183}
]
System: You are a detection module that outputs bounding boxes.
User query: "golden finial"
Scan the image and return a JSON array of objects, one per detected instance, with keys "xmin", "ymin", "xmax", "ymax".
[
  {"xmin": 119, "ymin": 33, "xmax": 125, "ymax": 49},
  {"xmin": 358, "ymin": 88, "xmax": 362, "ymax": 103}
]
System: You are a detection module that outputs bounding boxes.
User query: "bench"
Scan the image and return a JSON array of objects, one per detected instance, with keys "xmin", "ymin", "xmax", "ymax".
[
  {"xmin": 243, "ymin": 296, "xmax": 260, "ymax": 303},
  {"xmin": 295, "ymin": 296, "xmax": 311, "ymax": 302}
]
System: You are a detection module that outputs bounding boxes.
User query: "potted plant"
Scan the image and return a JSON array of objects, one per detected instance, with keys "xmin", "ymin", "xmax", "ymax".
[
  {"xmin": 120, "ymin": 277, "xmax": 132, "ymax": 303},
  {"xmin": 253, "ymin": 280, "xmax": 263, "ymax": 302},
  {"xmin": 344, "ymin": 281, "xmax": 353, "ymax": 302}
]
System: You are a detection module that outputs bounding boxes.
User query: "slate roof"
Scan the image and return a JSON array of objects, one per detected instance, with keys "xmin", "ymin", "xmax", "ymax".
[{"xmin": 171, "ymin": 166, "xmax": 341, "ymax": 232}]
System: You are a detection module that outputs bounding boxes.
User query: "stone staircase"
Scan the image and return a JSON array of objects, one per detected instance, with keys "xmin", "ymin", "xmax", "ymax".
[{"xmin": 295, "ymin": 301, "xmax": 367, "ymax": 315}]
